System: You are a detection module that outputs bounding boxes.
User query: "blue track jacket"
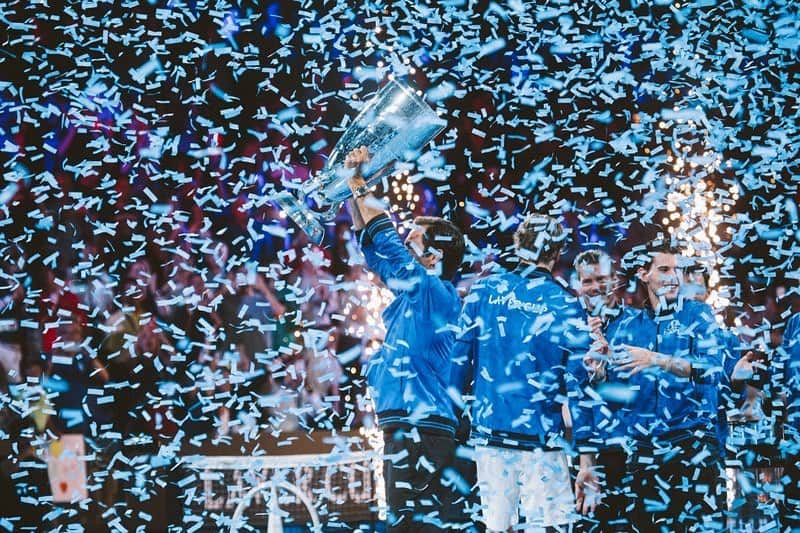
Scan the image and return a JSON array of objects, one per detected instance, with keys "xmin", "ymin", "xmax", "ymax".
[
  {"xmin": 609, "ymin": 299, "xmax": 725, "ymax": 443},
  {"xmin": 358, "ymin": 214, "xmax": 461, "ymax": 436},
  {"xmin": 716, "ymin": 327, "xmax": 744, "ymax": 448},
  {"xmin": 577, "ymin": 305, "xmax": 639, "ymax": 451},
  {"xmin": 449, "ymin": 265, "xmax": 592, "ymax": 451},
  {"xmin": 782, "ymin": 313, "xmax": 800, "ymax": 440}
]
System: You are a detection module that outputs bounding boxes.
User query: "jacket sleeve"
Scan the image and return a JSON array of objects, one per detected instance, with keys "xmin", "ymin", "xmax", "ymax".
[
  {"xmin": 357, "ymin": 214, "xmax": 426, "ymax": 296},
  {"xmin": 689, "ymin": 303, "xmax": 725, "ymax": 385},
  {"xmin": 561, "ymin": 305, "xmax": 596, "ymax": 452},
  {"xmin": 448, "ymin": 289, "xmax": 481, "ymax": 414},
  {"xmin": 721, "ymin": 330, "xmax": 740, "ymax": 385},
  {"xmin": 782, "ymin": 314, "xmax": 800, "ymax": 437}
]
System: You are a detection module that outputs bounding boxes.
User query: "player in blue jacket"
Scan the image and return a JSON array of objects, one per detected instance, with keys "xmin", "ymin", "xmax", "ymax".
[
  {"xmin": 571, "ymin": 249, "xmax": 638, "ymax": 531},
  {"xmin": 450, "ymin": 213, "xmax": 595, "ymax": 531},
  {"xmin": 345, "ymin": 147, "xmax": 468, "ymax": 531},
  {"xmin": 779, "ymin": 313, "xmax": 800, "ymax": 528},
  {"xmin": 609, "ymin": 243, "xmax": 726, "ymax": 532},
  {"xmin": 682, "ymin": 265, "xmax": 772, "ymax": 456}
]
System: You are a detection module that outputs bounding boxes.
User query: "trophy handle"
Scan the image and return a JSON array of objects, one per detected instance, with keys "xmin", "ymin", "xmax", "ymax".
[
  {"xmin": 317, "ymin": 203, "xmax": 341, "ymax": 222},
  {"xmin": 273, "ymin": 191, "xmax": 327, "ymax": 244}
]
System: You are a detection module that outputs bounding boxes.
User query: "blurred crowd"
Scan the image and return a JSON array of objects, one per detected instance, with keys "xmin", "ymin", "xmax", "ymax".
[
  {"xmin": 0, "ymin": 0, "xmax": 794, "ymax": 464},
  {"xmin": 0, "ymin": 210, "xmax": 394, "ymax": 456}
]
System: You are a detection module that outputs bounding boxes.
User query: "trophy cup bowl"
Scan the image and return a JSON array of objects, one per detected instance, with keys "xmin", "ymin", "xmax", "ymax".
[{"xmin": 274, "ymin": 79, "xmax": 447, "ymax": 243}]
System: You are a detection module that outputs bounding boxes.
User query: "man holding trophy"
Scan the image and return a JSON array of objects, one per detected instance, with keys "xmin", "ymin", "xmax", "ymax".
[
  {"xmin": 345, "ymin": 146, "xmax": 470, "ymax": 531},
  {"xmin": 277, "ymin": 79, "xmax": 475, "ymax": 529}
]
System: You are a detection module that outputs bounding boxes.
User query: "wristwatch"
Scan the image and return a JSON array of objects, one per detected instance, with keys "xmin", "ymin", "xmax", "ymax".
[{"xmin": 354, "ymin": 185, "xmax": 370, "ymax": 198}]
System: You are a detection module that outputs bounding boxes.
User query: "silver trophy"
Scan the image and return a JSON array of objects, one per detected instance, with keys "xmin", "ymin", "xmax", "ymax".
[{"xmin": 274, "ymin": 79, "xmax": 447, "ymax": 243}]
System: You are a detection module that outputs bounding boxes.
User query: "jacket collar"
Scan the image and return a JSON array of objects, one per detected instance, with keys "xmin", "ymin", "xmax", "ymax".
[
  {"xmin": 514, "ymin": 264, "xmax": 553, "ymax": 280},
  {"xmin": 645, "ymin": 296, "xmax": 687, "ymax": 320},
  {"xmin": 595, "ymin": 303, "xmax": 624, "ymax": 325}
]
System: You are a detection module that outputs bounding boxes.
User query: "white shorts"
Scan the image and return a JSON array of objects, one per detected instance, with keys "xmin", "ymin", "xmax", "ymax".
[{"xmin": 475, "ymin": 445, "xmax": 574, "ymax": 531}]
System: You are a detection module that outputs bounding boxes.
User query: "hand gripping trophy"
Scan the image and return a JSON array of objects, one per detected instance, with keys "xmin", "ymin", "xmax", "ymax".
[{"xmin": 274, "ymin": 78, "xmax": 446, "ymax": 243}]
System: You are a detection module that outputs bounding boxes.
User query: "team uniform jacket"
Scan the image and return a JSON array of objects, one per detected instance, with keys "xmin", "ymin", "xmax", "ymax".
[
  {"xmin": 608, "ymin": 299, "xmax": 725, "ymax": 444},
  {"xmin": 359, "ymin": 214, "xmax": 462, "ymax": 436},
  {"xmin": 575, "ymin": 305, "xmax": 639, "ymax": 451},
  {"xmin": 449, "ymin": 265, "xmax": 592, "ymax": 451}
]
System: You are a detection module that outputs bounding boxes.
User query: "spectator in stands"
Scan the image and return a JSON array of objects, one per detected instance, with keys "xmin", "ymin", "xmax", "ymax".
[
  {"xmin": 0, "ymin": 247, "xmax": 40, "ymax": 385},
  {"xmin": 100, "ymin": 272, "xmax": 159, "ymax": 437},
  {"xmin": 47, "ymin": 312, "xmax": 109, "ymax": 436},
  {"xmin": 302, "ymin": 328, "xmax": 343, "ymax": 429},
  {"xmin": 36, "ymin": 266, "xmax": 80, "ymax": 357}
]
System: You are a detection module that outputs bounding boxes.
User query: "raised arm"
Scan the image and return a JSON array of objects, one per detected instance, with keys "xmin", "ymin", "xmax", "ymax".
[
  {"xmin": 345, "ymin": 147, "xmax": 427, "ymax": 294},
  {"xmin": 346, "ymin": 146, "xmax": 384, "ymax": 229}
]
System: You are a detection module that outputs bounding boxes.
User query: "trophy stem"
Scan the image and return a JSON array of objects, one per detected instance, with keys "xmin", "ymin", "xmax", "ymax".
[
  {"xmin": 273, "ymin": 191, "xmax": 326, "ymax": 244},
  {"xmin": 300, "ymin": 176, "xmax": 322, "ymax": 195}
]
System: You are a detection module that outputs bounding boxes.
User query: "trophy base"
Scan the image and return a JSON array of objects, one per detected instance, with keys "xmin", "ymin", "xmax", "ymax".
[{"xmin": 273, "ymin": 191, "xmax": 326, "ymax": 244}]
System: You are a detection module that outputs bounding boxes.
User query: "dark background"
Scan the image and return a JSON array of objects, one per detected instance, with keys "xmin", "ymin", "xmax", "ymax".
[{"xmin": 1, "ymin": 0, "xmax": 799, "ymax": 529}]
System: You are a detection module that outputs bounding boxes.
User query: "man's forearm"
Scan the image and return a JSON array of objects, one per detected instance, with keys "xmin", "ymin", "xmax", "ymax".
[
  {"xmin": 348, "ymin": 198, "xmax": 367, "ymax": 231},
  {"xmin": 345, "ymin": 146, "xmax": 387, "ymax": 227},
  {"xmin": 653, "ymin": 352, "xmax": 692, "ymax": 377},
  {"xmin": 579, "ymin": 453, "xmax": 596, "ymax": 470},
  {"xmin": 352, "ymin": 192, "xmax": 385, "ymax": 226}
]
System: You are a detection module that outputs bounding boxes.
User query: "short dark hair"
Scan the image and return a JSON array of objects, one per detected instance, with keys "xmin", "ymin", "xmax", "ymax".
[
  {"xmin": 686, "ymin": 263, "xmax": 710, "ymax": 287},
  {"xmin": 415, "ymin": 216, "xmax": 465, "ymax": 280},
  {"xmin": 514, "ymin": 214, "xmax": 566, "ymax": 266},
  {"xmin": 638, "ymin": 241, "xmax": 682, "ymax": 272}
]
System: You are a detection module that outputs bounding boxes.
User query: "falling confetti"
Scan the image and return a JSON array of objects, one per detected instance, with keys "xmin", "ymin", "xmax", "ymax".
[{"xmin": 0, "ymin": 0, "xmax": 798, "ymax": 530}]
